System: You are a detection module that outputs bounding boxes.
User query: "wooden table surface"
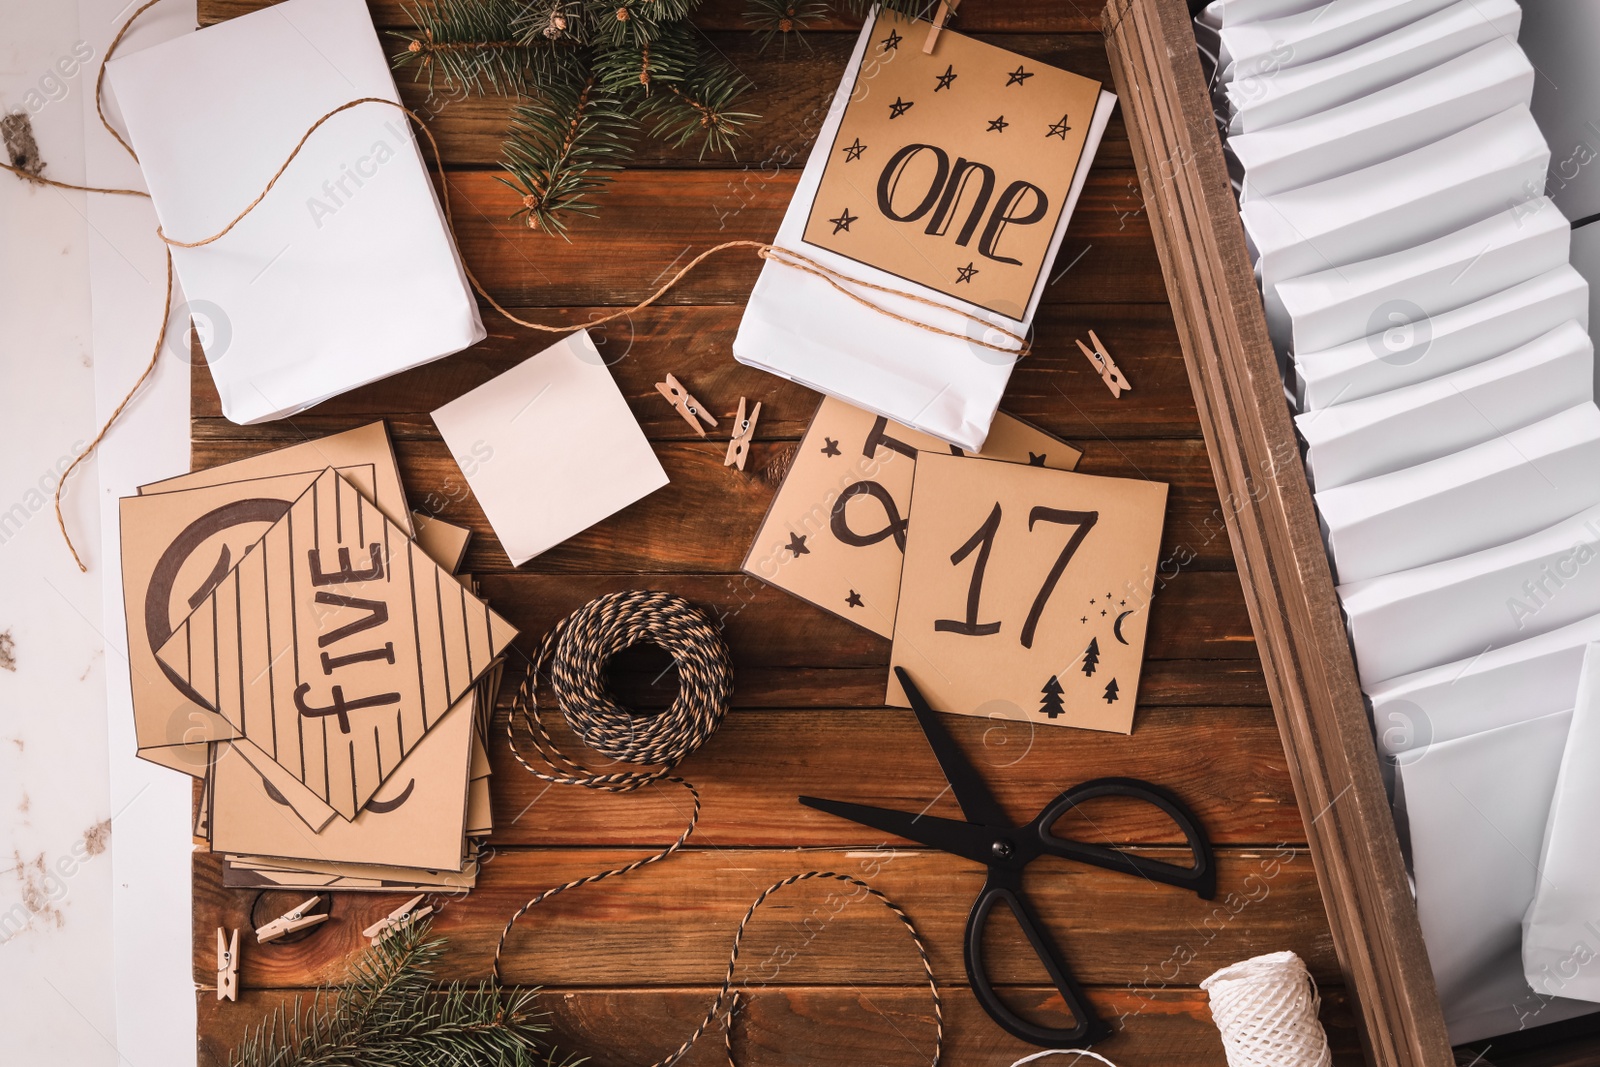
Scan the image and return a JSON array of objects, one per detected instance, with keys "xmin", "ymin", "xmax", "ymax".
[{"xmin": 189, "ymin": 1, "xmax": 1359, "ymax": 1063}]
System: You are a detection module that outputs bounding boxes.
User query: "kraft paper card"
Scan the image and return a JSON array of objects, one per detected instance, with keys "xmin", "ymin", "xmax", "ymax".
[
  {"xmin": 745, "ymin": 397, "xmax": 1080, "ymax": 637},
  {"xmin": 801, "ymin": 11, "xmax": 1102, "ymax": 318},
  {"xmin": 222, "ymin": 851, "xmax": 479, "ymax": 891},
  {"xmin": 889, "ymin": 453, "xmax": 1167, "ymax": 734},
  {"xmin": 412, "ymin": 511, "xmax": 472, "ymax": 573},
  {"xmin": 157, "ymin": 466, "xmax": 517, "ymax": 819},
  {"xmin": 207, "ymin": 690, "xmax": 477, "ymax": 871}
]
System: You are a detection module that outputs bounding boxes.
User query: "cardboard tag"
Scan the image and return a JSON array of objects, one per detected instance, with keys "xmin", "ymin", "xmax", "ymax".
[
  {"xmin": 802, "ymin": 11, "xmax": 1102, "ymax": 318},
  {"xmin": 157, "ymin": 467, "xmax": 517, "ymax": 818},
  {"xmin": 889, "ymin": 454, "xmax": 1167, "ymax": 733},
  {"xmin": 745, "ymin": 397, "xmax": 1079, "ymax": 637}
]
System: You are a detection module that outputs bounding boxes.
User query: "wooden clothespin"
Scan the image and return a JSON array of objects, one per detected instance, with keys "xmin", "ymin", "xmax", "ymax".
[
  {"xmin": 362, "ymin": 894, "xmax": 434, "ymax": 946},
  {"xmin": 255, "ymin": 895, "xmax": 329, "ymax": 944},
  {"xmin": 216, "ymin": 928, "xmax": 239, "ymax": 1002},
  {"xmin": 1076, "ymin": 330, "xmax": 1132, "ymax": 399},
  {"xmin": 723, "ymin": 398, "xmax": 761, "ymax": 471},
  {"xmin": 655, "ymin": 373, "xmax": 718, "ymax": 437},
  {"xmin": 923, "ymin": 0, "xmax": 962, "ymax": 52}
]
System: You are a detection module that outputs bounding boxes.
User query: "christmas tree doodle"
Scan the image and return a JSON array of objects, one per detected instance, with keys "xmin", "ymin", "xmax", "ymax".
[
  {"xmin": 1039, "ymin": 676, "xmax": 1065, "ymax": 719},
  {"xmin": 1082, "ymin": 637, "xmax": 1099, "ymax": 676},
  {"xmin": 1103, "ymin": 678, "xmax": 1119, "ymax": 704}
]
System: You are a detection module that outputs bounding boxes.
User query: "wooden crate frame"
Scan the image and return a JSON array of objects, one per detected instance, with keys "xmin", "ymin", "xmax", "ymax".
[{"xmin": 1099, "ymin": 2, "xmax": 1455, "ymax": 1065}]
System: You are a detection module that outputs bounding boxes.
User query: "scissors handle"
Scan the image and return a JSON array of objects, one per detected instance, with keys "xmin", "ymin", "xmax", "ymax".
[
  {"xmin": 1034, "ymin": 777, "xmax": 1216, "ymax": 900},
  {"xmin": 965, "ymin": 881, "xmax": 1111, "ymax": 1047}
]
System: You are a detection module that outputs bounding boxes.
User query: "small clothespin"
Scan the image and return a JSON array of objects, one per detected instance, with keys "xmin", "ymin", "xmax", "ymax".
[
  {"xmin": 216, "ymin": 928, "xmax": 239, "ymax": 1002},
  {"xmin": 656, "ymin": 373, "xmax": 718, "ymax": 437},
  {"xmin": 1076, "ymin": 330, "xmax": 1132, "ymax": 398},
  {"xmin": 923, "ymin": 0, "xmax": 962, "ymax": 52},
  {"xmin": 362, "ymin": 894, "xmax": 434, "ymax": 946},
  {"xmin": 723, "ymin": 398, "xmax": 761, "ymax": 471},
  {"xmin": 255, "ymin": 895, "xmax": 329, "ymax": 945}
]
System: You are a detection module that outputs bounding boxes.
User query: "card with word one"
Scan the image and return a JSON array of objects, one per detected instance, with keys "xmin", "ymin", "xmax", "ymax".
[
  {"xmin": 745, "ymin": 397, "xmax": 1080, "ymax": 637},
  {"xmin": 155, "ymin": 467, "xmax": 517, "ymax": 820},
  {"xmin": 803, "ymin": 11, "xmax": 1102, "ymax": 319},
  {"xmin": 889, "ymin": 453, "xmax": 1168, "ymax": 733}
]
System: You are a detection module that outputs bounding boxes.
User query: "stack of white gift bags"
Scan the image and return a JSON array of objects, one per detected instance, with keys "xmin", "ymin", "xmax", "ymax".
[{"xmin": 1198, "ymin": 0, "xmax": 1600, "ymax": 1045}]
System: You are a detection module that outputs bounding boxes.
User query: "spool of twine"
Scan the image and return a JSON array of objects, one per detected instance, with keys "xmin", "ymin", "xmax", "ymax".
[{"xmin": 1200, "ymin": 951, "xmax": 1333, "ymax": 1067}]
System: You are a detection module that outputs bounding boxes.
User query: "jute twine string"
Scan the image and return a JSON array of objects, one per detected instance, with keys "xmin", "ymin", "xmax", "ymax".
[
  {"xmin": 7, "ymin": 0, "xmax": 1029, "ymax": 572},
  {"xmin": 1200, "ymin": 951, "xmax": 1332, "ymax": 1067},
  {"xmin": 494, "ymin": 591, "xmax": 943, "ymax": 1067}
]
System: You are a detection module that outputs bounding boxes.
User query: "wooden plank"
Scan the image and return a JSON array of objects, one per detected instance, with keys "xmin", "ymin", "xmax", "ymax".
[
  {"xmin": 193, "ymin": 846, "xmax": 1335, "ymax": 988},
  {"xmin": 1101, "ymin": 2, "xmax": 1452, "ymax": 1066},
  {"xmin": 197, "ymin": 985, "xmax": 1368, "ymax": 1067}
]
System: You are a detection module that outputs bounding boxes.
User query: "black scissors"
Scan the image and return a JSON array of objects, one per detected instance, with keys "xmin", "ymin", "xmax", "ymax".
[{"xmin": 799, "ymin": 667, "xmax": 1216, "ymax": 1047}]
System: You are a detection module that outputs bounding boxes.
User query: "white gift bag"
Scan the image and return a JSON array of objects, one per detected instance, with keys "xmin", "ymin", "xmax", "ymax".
[
  {"xmin": 1317, "ymin": 404, "xmax": 1600, "ymax": 584},
  {"xmin": 1225, "ymin": 0, "xmax": 1522, "ymax": 134},
  {"xmin": 1242, "ymin": 108, "xmax": 1549, "ymax": 312},
  {"xmin": 1298, "ymin": 322, "xmax": 1593, "ymax": 491},
  {"xmin": 1292, "ymin": 265, "xmax": 1590, "ymax": 411},
  {"xmin": 1231, "ymin": 39, "xmax": 1534, "ymax": 200},
  {"xmin": 1272, "ymin": 196, "xmax": 1567, "ymax": 355},
  {"xmin": 1339, "ymin": 502, "xmax": 1600, "ymax": 687},
  {"xmin": 1524, "ymin": 643, "xmax": 1600, "ymax": 1004},
  {"xmin": 105, "ymin": 0, "xmax": 485, "ymax": 424},
  {"xmin": 1221, "ymin": 0, "xmax": 1461, "ymax": 82},
  {"xmin": 1197, "ymin": 0, "xmax": 1326, "ymax": 29}
]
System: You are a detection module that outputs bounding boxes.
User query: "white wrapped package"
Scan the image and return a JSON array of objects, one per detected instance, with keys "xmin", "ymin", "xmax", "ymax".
[
  {"xmin": 1318, "ymin": 404, "xmax": 1600, "ymax": 584},
  {"xmin": 105, "ymin": 0, "xmax": 485, "ymax": 424},
  {"xmin": 1243, "ymin": 108, "xmax": 1549, "ymax": 313},
  {"xmin": 1524, "ymin": 643, "xmax": 1600, "ymax": 1004},
  {"xmin": 1272, "ymin": 197, "xmax": 1568, "ymax": 356},
  {"xmin": 1339, "ymin": 502, "xmax": 1600, "ymax": 687},
  {"xmin": 1298, "ymin": 322, "xmax": 1594, "ymax": 491},
  {"xmin": 1293, "ymin": 266, "xmax": 1590, "ymax": 411},
  {"xmin": 1221, "ymin": 0, "xmax": 1461, "ymax": 82},
  {"xmin": 1397, "ymin": 710, "xmax": 1599, "ymax": 1043},
  {"xmin": 1227, "ymin": 0, "xmax": 1522, "ymax": 134},
  {"xmin": 1231, "ymin": 39, "xmax": 1533, "ymax": 199},
  {"xmin": 1197, "ymin": 0, "xmax": 1325, "ymax": 29}
]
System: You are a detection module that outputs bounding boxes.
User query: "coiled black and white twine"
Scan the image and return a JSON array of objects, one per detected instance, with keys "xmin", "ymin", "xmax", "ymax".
[{"xmin": 492, "ymin": 590, "xmax": 943, "ymax": 1067}]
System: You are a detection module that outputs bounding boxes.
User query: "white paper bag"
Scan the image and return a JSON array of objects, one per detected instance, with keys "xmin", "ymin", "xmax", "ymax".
[
  {"xmin": 1231, "ymin": 39, "xmax": 1534, "ymax": 200},
  {"xmin": 1292, "ymin": 266, "xmax": 1590, "ymax": 411},
  {"xmin": 1221, "ymin": 0, "xmax": 1461, "ymax": 81},
  {"xmin": 1318, "ymin": 404, "xmax": 1600, "ymax": 584},
  {"xmin": 1226, "ymin": 0, "xmax": 1522, "ymax": 134},
  {"xmin": 1340, "ymin": 502, "xmax": 1600, "ymax": 687},
  {"xmin": 1272, "ymin": 196, "xmax": 1567, "ymax": 355},
  {"xmin": 1524, "ymin": 643, "xmax": 1600, "ymax": 1004},
  {"xmin": 105, "ymin": 0, "xmax": 485, "ymax": 424},
  {"xmin": 1298, "ymin": 321, "xmax": 1594, "ymax": 491},
  {"xmin": 1243, "ymin": 108, "xmax": 1549, "ymax": 311}
]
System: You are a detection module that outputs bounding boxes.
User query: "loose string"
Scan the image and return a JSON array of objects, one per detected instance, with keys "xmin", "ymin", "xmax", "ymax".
[
  {"xmin": 1008, "ymin": 1053, "xmax": 1122, "ymax": 1067},
  {"xmin": 493, "ymin": 592, "xmax": 942, "ymax": 1067}
]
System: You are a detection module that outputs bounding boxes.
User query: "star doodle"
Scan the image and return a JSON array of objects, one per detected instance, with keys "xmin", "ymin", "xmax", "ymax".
[
  {"xmin": 987, "ymin": 115, "xmax": 1009, "ymax": 133},
  {"xmin": 785, "ymin": 532, "xmax": 809, "ymax": 557},
  {"xmin": 1106, "ymin": 592, "xmax": 1113, "ymax": 600},
  {"xmin": 1028, "ymin": 452, "xmax": 1046, "ymax": 466},
  {"xmin": 845, "ymin": 590, "xmax": 864, "ymax": 609},
  {"xmin": 1090, "ymin": 598, "xmax": 1096, "ymax": 605},
  {"xmin": 1006, "ymin": 65, "xmax": 1034, "ymax": 86},
  {"xmin": 821, "ymin": 437, "xmax": 841, "ymax": 457},
  {"xmin": 1080, "ymin": 616, "xmax": 1088, "ymax": 624},
  {"xmin": 881, "ymin": 28, "xmax": 903, "ymax": 51},
  {"xmin": 889, "ymin": 97, "xmax": 914, "ymax": 120},
  {"xmin": 935, "ymin": 64, "xmax": 957, "ymax": 91},
  {"xmin": 1100, "ymin": 609, "xmax": 1107, "ymax": 616},
  {"xmin": 1047, "ymin": 114, "xmax": 1072, "ymax": 140},
  {"xmin": 1119, "ymin": 598, "xmax": 1126, "ymax": 606},
  {"xmin": 841, "ymin": 137, "xmax": 867, "ymax": 162},
  {"xmin": 955, "ymin": 262, "xmax": 979, "ymax": 283},
  {"xmin": 829, "ymin": 208, "xmax": 859, "ymax": 234}
]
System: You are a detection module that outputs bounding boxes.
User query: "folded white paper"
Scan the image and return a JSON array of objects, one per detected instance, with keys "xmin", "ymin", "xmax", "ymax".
[
  {"xmin": 105, "ymin": 0, "xmax": 485, "ymax": 425},
  {"xmin": 1273, "ymin": 196, "xmax": 1568, "ymax": 356},
  {"xmin": 1197, "ymin": 0, "xmax": 1326, "ymax": 29},
  {"xmin": 1340, "ymin": 502, "xmax": 1600, "ymax": 687},
  {"xmin": 1243, "ymin": 108, "xmax": 1549, "ymax": 314},
  {"xmin": 1293, "ymin": 266, "xmax": 1590, "ymax": 411},
  {"xmin": 430, "ymin": 330, "xmax": 668, "ymax": 567},
  {"xmin": 1521, "ymin": 0, "xmax": 1600, "ymax": 226},
  {"xmin": 1524, "ymin": 643, "xmax": 1600, "ymax": 1004},
  {"xmin": 1221, "ymin": 0, "xmax": 1460, "ymax": 81},
  {"xmin": 1572, "ymin": 224, "xmax": 1600, "ymax": 396},
  {"xmin": 1232, "ymin": 39, "xmax": 1534, "ymax": 200},
  {"xmin": 1226, "ymin": 0, "xmax": 1523, "ymax": 134},
  {"xmin": 1298, "ymin": 322, "xmax": 1594, "ymax": 491}
]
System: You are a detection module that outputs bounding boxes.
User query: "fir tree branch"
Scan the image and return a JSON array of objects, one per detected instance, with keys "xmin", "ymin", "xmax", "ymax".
[
  {"xmin": 394, "ymin": 0, "xmax": 573, "ymax": 95},
  {"xmin": 498, "ymin": 71, "xmax": 638, "ymax": 238},
  {"xmin": 743, "ymin": 0, "xmax": 829, "ymax": 53}
]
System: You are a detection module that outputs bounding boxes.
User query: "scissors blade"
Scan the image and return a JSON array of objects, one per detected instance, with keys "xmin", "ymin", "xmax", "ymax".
[
  {"xmin": 799, "ymin": 795, "xmax": 997, "ymax": 866},
  {"xmin": 894, "ymin": 667, "xmax": 1011, "ymax": 829}
]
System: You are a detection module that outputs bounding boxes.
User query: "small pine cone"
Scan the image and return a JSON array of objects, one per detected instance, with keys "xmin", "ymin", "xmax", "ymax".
[
  {"xmin": 616, "ymin": 6, "xmax": 629, "ymax": 19},
  {"xmin": 407, "ymin": 38, "xmax": 422, "ymax": 52},
  {"xmin": 778, "ymin": 17, "xmax": 793, "ymax": 31},
  {"xmin": 554, "ymin": 14, "xmax": 567, "ymax": 28}
]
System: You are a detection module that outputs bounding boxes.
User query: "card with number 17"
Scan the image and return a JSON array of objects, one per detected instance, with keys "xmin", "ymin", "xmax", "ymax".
[{"xmin": 888, "ymin": 453, "xmax": 1168, "ymax": 733}]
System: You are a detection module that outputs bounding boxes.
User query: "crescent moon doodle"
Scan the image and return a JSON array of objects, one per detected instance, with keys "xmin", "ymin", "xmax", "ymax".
[
  {"xmin": 364, "ymin": 778, "xmax": 417, "ymax": 813},
  {"xmin": 1112, "ymin": 610, "xmax": 1135, "ymax": 645}
]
